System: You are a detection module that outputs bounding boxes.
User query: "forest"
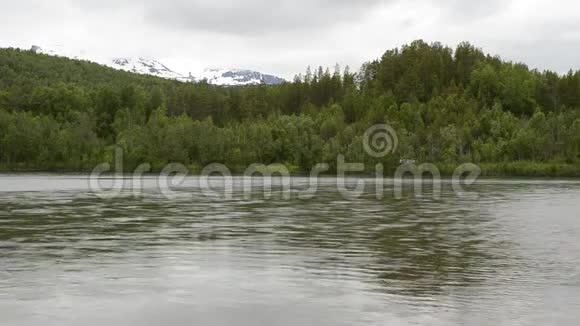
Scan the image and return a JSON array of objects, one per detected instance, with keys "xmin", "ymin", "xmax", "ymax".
[{"xmin": 0, "ymin": 40, "xmax": 579, "ymax": 176}]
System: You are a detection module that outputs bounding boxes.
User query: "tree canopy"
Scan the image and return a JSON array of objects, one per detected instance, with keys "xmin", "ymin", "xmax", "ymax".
[{"xmin": 0, "ymin": 40, "xmax": 579, "ymax": 176}]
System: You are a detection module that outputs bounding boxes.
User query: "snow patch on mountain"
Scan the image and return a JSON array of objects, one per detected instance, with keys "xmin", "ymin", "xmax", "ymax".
[
  {"xmin": 110, "ymin": 57, "xmax": 185, "ymax": 80},
  {"xmin": 195, "ymin": 68, "xmax": 286, "ymax": 86},
  {"xmin": 28, "ymin": 45, "xmax": 285, "ymax": 86}
]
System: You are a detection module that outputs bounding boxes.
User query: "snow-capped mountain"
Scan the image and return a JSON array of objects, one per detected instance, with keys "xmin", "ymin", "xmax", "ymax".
[
  {"xmin": 196, "ymin": 68, "xmax": 286, "ymax": 86},
  {"xmin": 110, "ymin": 57, "xmax": 185, "ymax": 80},
  {"xmin": 29, "ymin": 45, "xmax": 286, "ymax": 86}
]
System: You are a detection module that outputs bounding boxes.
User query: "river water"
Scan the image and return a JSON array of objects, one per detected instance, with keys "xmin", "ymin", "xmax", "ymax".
[{"xmin": 0, "ymin": 175, "xmax": 579, "ymax": 325}]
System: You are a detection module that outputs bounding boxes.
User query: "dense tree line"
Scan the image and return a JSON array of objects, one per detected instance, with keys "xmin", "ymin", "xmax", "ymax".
[{"xmin": 0, "ymin": 40, "xmax": 579, "ymax": 176}]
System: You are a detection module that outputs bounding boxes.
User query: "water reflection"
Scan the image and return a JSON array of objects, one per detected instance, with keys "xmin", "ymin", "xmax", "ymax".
[{"xmin": 0, "ymin": 176, "xmax": 579, "ymax": 325}]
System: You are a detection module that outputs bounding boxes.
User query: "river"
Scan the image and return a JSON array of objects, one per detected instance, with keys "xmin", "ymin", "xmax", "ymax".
[{"xmin": 1, "ymin": 175, "xmax": 579, "ymax": 325}]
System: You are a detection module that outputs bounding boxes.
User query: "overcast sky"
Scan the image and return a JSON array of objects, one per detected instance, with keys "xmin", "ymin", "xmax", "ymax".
[{"xmin": 1, "ymin": 0, "xmax": 579, "ymax": 78}]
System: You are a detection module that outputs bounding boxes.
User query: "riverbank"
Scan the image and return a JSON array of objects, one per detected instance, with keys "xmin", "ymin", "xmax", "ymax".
[{"xmin": 2, "ymin": 161, "xmax": 580, "ymax": 178}]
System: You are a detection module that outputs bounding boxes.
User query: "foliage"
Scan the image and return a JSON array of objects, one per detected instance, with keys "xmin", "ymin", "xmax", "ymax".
[{"xmin": 0, "ymin": 41, "xmax": 579, "ymax": 176}]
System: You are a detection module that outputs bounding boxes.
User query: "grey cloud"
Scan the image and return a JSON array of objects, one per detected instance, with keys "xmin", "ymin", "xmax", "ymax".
[
  {"xmin": 78, "ymin": 0, "xmax": 387, "ymax": 35},
  {"xmin": 438, "ymin": 0, "xmax": 508, "ymax": 21},
  {"xmin": 75, "ymin": 0, "xmax": 509, "ymax": 36},
  {"xmin": 151, "ymin": 0, "xmax": 386, "ymax": 35},
  {"xmin": 493, "ymin": 38, "xmax": 580, "ymax": 73}
]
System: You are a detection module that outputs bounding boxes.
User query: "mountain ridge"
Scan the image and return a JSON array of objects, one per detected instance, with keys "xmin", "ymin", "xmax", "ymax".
[{"xmin": 29, "ymin": 45, "xmax": 286, "ymax": 86}]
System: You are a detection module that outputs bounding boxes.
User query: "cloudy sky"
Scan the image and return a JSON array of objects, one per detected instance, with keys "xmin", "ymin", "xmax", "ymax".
[{"xmin": 1, "ymin": 0, "xmax": 579, "ymax": 78}]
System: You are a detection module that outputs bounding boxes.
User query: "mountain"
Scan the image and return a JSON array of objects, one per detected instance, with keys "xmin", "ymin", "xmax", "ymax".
[
  {"xmin": 109, "ymin": 57, "xmax": 185, "ymax": 80},
  {"xmin": 29, "ymin": 45, "xmax": 286, "ymax": 86},
  {"xmin": 195, "ymin": 68, "xmax": 286, "ymax": 86}
]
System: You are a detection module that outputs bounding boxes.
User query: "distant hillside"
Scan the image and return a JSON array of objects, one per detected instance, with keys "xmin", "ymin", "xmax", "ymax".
[
  {"xmin": 29, "ymin": 45, "xmax": 286, "ymax": 86},
  {"xmin": 0, "ymin": 40, "xmax": 579, "ymax": 176}
]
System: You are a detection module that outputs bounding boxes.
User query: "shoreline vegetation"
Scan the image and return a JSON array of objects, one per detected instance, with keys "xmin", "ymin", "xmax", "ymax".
[
  {"xmin": 2, "ymin": 161, "xmax": 579, "ymax": 178},
  {"xmin": 1, "ymin": 40, "xmax": 579, "ymax": 177}
]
